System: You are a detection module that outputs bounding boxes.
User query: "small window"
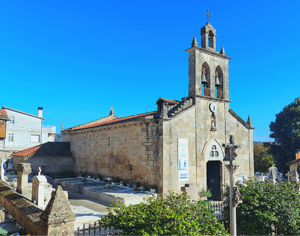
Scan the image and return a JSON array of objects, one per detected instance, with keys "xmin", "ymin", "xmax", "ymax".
[
  {"xmin": 215, "ymin": 151, "xmax": 219, "ymax": 157},
  {"xmin": 31, "ymin": 135, "xmax": 40, "ymax": 143},
  {"xmin": 8, "ymin": 134, "xmax": 14, "ymax": 142},
  {"xmin": 9, "ymin": 116, "xmax": 15, "ymax": 124},
  {"xmin": 210, "ymin": 151, "xmax": 214, "ymax": 157},
  {"xmin": 108, "ymin": 137, "xmax": 110, "ymax": 147}
]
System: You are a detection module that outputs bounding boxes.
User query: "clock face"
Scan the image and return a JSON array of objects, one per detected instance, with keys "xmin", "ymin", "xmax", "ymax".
[{"xmin": 209, "ymin": 103, "xmax": 217, "ymax": 112}]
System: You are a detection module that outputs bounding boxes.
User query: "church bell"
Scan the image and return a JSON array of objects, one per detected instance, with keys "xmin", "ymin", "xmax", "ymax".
[
  {"xmin": 215, "ymin": 73, "xmax": 221, "ymax": 86},
  {"xmin": 201, "ymin": 68, "xmax": 208, "ymax": 83}
]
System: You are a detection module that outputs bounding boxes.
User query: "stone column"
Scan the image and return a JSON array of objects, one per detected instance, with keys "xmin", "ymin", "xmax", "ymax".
[
  {"xmin": 17, "ymin": 163, "xmax": 31, "ymax": 199},
  {"xmin": 40, "ymin": 185, "xmax": 75, "ymax": 235},
  {"xmin": 226, "ymin": 164, "xmax": 239, "ymax": 236},
  {"xmin": 32, "ymin": 167, "xmax": 47, "ymax": 208}
]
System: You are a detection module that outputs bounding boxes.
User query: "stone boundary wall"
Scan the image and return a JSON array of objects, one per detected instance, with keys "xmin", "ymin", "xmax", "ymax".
[
  {"xmin": 0, "ymin": 180, "xmax": 42, "ymax": 235},
  {"xmin": 14, "ymin": 156, "xmax": 74, "ymax": 178}
]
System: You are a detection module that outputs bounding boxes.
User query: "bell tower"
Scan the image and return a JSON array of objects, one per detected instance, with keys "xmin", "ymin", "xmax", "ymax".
[{"xmin": 186, "ymin": 12, "xmax": 231, "ymax": 100}]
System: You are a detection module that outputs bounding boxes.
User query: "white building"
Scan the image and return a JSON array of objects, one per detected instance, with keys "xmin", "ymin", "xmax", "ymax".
[{"xmin": 0, "ymin": 106, "xmax": 56, "ymax": 152}]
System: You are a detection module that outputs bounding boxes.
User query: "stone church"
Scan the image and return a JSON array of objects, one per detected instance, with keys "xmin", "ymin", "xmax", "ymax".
[{"xmin": 62, "ymin": 22, "xmax": 254, "ymax": 200}]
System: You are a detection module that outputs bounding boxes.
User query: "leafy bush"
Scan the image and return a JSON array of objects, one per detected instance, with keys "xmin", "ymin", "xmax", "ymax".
[
  {"xmin": 199, "ymin": 187, "xmax": 212, "ymax": 198},
  {"xmin": 150, "ymin": 185, "xmax": 157, "ymax": 189},
  {"xmin": 223, "ymin": 178, "xmax": 300, "ymax": 235},
  {"xmin": 100, "ymin": 191, "xmax": 229, "ymax": 235}
]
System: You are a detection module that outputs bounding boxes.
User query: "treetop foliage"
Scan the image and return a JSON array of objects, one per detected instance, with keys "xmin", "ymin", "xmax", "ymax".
[{"xmin": 269, "ymin": 97, "xmax": 300, "ymax": 172}]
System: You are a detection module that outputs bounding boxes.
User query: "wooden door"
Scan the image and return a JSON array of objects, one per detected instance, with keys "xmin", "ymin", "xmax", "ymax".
[{"xmin": 207, "ymin": 161, "xmax": 221, "ymax": 200}]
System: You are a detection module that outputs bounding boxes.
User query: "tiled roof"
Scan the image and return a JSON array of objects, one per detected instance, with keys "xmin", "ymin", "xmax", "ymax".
[
  {"xmin": 0, "ymin": 109, "xmax": 9, "ymax": 120},
  {"xmin": 286, "ymin": 158, "xmax": 300, "ymax": 165},
  {"xmin": 12, "ymin": 142, "xmax": 72, "ymax": 157},
  {"xmin": 63, "ymin": 111, "xmax": 158, "ymax": 132},
  {"xmin": 158, "ymin": 98, "xmax": 180, "ymax": 104}
]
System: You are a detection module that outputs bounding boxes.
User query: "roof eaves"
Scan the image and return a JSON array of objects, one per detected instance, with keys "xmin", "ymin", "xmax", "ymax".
[
  {"xmin": 229, "ymin": 109, "xmax": 251, "ymax": 130},
  {"xmin": 2, "ymin": 106, "xmax": 45, "ymax": 120}
]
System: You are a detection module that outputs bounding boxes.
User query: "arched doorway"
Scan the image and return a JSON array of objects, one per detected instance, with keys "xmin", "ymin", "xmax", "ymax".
[{"xmin": 206, "ymin": 160, "xmax": 222, "ymax": 200}]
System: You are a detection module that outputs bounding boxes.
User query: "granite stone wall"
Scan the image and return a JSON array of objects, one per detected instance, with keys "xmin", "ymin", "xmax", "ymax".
[
  {"xmin": 63, "ymin": 120, "xmax": 163, "ymax": 192},
  {"xmin": 162, "ymin": 98, "xmax": 254, "ymax": 199}
]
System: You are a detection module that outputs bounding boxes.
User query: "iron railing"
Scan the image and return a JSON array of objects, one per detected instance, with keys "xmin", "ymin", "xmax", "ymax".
[
  {"xmin": 208, "ymin": 202, "xmax": 228, "ymax": 222},
  {"xmin": 75, "ymin": 220, "xmax": 120, "ymax": 236}
]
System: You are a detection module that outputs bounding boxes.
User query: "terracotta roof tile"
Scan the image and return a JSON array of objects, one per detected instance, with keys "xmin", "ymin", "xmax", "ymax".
[
  {"xmin": 0, "ymin": 109, "xmax": 9, "ymax": 120},
  {"xmin": 64, "ymin": 111, "xmax": 157, "ymax": 132},
  {"xmin": 158, "ymin": 98, "xmax": 180, "ymax": 104},
  {"xmin": 12, "ymin": 142, "xmax": 72, "ymax": 157}
]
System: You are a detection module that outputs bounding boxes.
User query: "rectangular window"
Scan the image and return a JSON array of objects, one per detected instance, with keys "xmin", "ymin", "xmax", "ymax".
[
  {"xmin": 31, "ymin": 135, "xmax": 40, "ymax": 143},
  {"xmin": 108, "ymin": 137, "xmax": 110, "ymax": 147},
  {"xmin": 9, "ymin": 116, "xmax": 14, "ymax": 124},
  {"xmin": 8, "ymin": 134, "xmax": 14, "ymax": 142}
]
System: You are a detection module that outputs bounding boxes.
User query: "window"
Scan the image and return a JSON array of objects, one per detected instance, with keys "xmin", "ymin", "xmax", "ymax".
[
  {"xmin": 9, "ymin": 116, "xmax": 14, "ymax": 124},
  {"xmin": 108, "ymin": 137, "xmax": 110, "ymax": 147},
  {"xmin": 31, "ymin": 135, "xmax": 40, "ymax": 143},
  {"xmin": 210, "ymin": 145, "xmax": 218, "ymax": 158},
  {"xmin": 8, "ymin": 134, "xmax": 14, "ymax": 142}
]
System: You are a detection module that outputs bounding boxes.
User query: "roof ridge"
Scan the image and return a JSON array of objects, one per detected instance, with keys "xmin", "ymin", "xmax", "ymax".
[
  {"xmin": 64, "ymin": 111, "xmax": 157, "ymax": 132},
  {"xmin": 2, "ymin": 106, "xmax": 45, "ymax": 120}
]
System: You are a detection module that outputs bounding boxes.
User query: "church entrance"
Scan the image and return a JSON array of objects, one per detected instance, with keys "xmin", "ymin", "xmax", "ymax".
[{"xmin": 206, "ymin": 161, "xmax": 221, "ymax": 200}]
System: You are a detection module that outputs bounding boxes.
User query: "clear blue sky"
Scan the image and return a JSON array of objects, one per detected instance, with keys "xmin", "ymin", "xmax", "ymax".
[{"xmin": 0, "ymin": 0, "xmax": 299, "ymax": 141}]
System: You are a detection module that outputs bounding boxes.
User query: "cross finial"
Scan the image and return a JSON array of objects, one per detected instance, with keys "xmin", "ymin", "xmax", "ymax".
[
  {"xmin": 204, "ymin": 9, "xmax": 212, "ymax": 23},
  {"xmin": 37, "ymin": 167, "xmax": 41, "ymax": 176},
  {"xmin": 109, "ymin": 107, "xmax": 115, "ymax": 115}
]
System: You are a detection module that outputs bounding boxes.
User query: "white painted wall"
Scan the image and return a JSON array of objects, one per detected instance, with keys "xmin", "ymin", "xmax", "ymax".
[{"xmin": 4, "ymin": 108, "xmax": 56, "ymax": 151}]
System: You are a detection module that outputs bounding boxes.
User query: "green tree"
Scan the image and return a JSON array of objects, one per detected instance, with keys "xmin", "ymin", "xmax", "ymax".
[
  {"xmin": 254, "ymin": 143, "xmax": 275, "ymax": 173},
  {"xmin": 100, "ymin": 191, "xmax": 229, "ymax": 235},
  {"xmin": 224, "ymin": 179, "xmax": 300, "ymax": 235},
  {"xmin": 269, "ymin": 97, "xmax": 300, "ymax": 172}
]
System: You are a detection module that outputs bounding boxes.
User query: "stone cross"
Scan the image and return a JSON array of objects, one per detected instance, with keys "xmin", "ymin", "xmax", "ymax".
[
  {"xmin": 204, "ymin": 9, "xmax": 212, "ymax": 23},
  {"xmin": 109, "ymin": 107, "xmax": 115, "ymax": 115},
  {"xmin": 32, "ymin": 168, "xmax": 47, "ymax": 208},
  {"xmin": 223, "ymin": 135, "xmax": 241, "ymax": 236},
  {"xmin": 17, "ymin": 163, "xmax": 31, "ymax": 199},
  {"xmin": 286, "ymin": 171, "xmax": 292, "ymax": 182},
  {"xmin": 37, "ymin": 167, "xmax": 41, "ymax": 176},
  {"xmin": 223, "ymin": 135, "xmax": 240, "ymax": 164}
]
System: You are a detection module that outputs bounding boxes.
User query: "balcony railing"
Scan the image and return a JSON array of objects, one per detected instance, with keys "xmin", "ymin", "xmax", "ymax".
[{"xmin": 42, "ymin": 125, "xmax": 56, "ymax": 133}]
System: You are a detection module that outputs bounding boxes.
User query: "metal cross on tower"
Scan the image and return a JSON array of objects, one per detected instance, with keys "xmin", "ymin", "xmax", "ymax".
[{"xmin": 204, "ymin": 9, "xmax": 212, "ymax": 23}]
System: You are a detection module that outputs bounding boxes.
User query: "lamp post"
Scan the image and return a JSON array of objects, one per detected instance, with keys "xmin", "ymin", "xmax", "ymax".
[{"xmin": 223, "ymin": 135, "xmax": 242, "ymax": 236}]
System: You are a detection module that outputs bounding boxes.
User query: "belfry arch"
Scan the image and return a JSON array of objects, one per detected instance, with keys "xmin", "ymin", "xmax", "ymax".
[
  {"xmin": 201, "ymin": 62, "xmax": 211, "ymax": 97},
  {"xmin": 215, "ymin": 66, "xmax": 223, "ymax": 99}
]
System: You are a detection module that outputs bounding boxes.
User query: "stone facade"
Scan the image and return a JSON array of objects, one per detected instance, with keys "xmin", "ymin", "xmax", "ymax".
[
  {"xmin": 62, "ymin": 22, "xmax": 254, "ymax": 200},
  {"xmin": 63, "ymin": 119, "xmax": 163, "ymax": 192}
]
